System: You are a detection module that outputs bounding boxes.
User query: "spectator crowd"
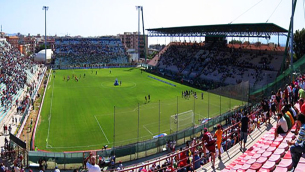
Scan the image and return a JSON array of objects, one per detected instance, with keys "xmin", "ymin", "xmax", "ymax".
[{"xmin": 54, "ymin": 37, "xmax": 128, "ymax": 66}]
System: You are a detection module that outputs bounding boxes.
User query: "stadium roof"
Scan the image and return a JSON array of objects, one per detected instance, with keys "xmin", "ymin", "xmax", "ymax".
[{"xmin": 146, "ymin": 23, "xmax": 288, "ymax": 38}]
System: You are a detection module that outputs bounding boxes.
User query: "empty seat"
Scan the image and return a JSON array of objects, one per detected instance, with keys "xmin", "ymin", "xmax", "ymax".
[
  {"xmin": 283, "ymin": 150, "xmax": 291, "ymax": 159},
  {"xmin": 257, "ymin": 149, "xmax": 265, "ymax": 154},
  {"xmin": 240, "ymin": 163, "xmax": 251, "ymax": 171},
  {"xmin": 274, "ymin": 137, "xmax": 284, "ymax": 142},
  {"xmin": 250, "ymin": 162, "xmax": 263, "ymax": 171},
  {"xmin": 260, "ymin": 161, "xmax": 276, "ymax": 171},
  {"xmin": 260, "ymin": 145, "xmax": 269, "ymax": 150},
  {"xmin": 245, "ymin": 169, "xmax": 257, "ymax": 172},
  {"xmin": 232, "ymin": 164, "xmax": 243, "ymax": 170},
  {"xmin": 295, "ymin": 162, "xmax": 305, "ymax": 172},
  {"xmin": 278, "ymin": 143, "xmax": 289, "ymax": 151},
  {"xmin": 246, "ymin": 159, "xmax": 256, "ymax": 165},
  {"xmin": 277, "ymin": 159, "xmax": 293, "ymax": 170},
  {"xmin": 270, "ymin": 141, "xmax": 280, "ymax": 147},
  {"xmin": 266, "ymin": 146, "xmax": 276, "ymax": 152},
  {"xmin": 237, "ymin": 159, "xmax": 247, "ymax": 165},
  {"xmin": 252, "ymin": 153, "xmax": 262, "ymax": 159},
  {"xmin": 256, "ymin": 157, "xmax": 267, "ymax": 164},
  {"xmin": 244, "ymin": 155, "xmax": 253, "ymax": 160},
  {"xmin": 274, "ymin": 166, "xmax": 288, "ymax": 171},
  {"xmin": 273, "ymin": 148, "xmax": 285, "ymax": 157},
  {"xmin": 261, "ymin": 151, "xmax": 272, "ymax": 158},
  {"xmin": 246, "ymin": 151, "xmax": 256, "ymax": 156},
  {"xmin": 268, "ymin": 154, "xmax": 281, "ymax": 164},
  {"xmin": 264, "ymin": 141, "xmax": 272, "ymax": 145}
]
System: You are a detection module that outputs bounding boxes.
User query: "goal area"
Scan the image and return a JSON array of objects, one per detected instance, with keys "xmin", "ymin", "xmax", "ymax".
[{"xmin": 170, "ymin": 110, "xmax": 194, "ymax": 133}]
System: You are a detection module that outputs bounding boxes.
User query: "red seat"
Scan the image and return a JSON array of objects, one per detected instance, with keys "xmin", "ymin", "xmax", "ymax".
[
  {"xmin": 265, "ymin": 137, "xmax": 274, "ymax": 141},
  {"xmin": 256, "ymin": 157, "xmax": 267, "ymax": 164},
  {"xmin": 261, "ymin": 151, "xmax": 272, "ymax": 158},
  {"xmin": 260, "ymin": 161, "xmax": 276, "ymax": 171},
  {"xmin": 232, "ymin": 164, "xmax": 243, "ymax": 170},
  {"xmin": 244, "ymin": 155, "xmax": 253, "ymax": 160},
  {"xmin": 256, "ymin": 149, "xmax": 265, "ymax": 154},
  {"xmin": 277, "ymin": 158, "xmax": 293, "ymax": 170},
  {"xmin": 247, "ymin": 146, "xmax": 254, "ymax": 152},
  {"xmin": 283, "ymin": 150, "xmax": 291, "ymax": 159},
  {"xmin": 252, "ymin": 153, "xmax": 261, "ymax": 159},
  {"xmin": 295, "ymin": 162, "xmax": 305, "ymax": 172},
  {"xmin": 250, "ymin": 162, "xmax": 262, "ymax": 171},
  {"xmin": 237, "ymin": 159, "xmax": 247, "ymax": 165},
  {"xmin": 274, "ymin": 137, "xmax": 284, "ymax": 142},
  {"xmin": 221, "ymin": 169, "xmax": 231, "ymax": 172},
  {"xmin": 246, "ymin": 151, "xmax": 256, "ymax": 156},
  {"xmin": 245, "ymin": 159, "xmax": 256, "ymax": 165},
  {"xmin": 268, "ymin": 154, "xmax": 281, "ymax": 164},
  {"xmin": 260, "ymin": 145, "xmax": 269, "ymax": 150},
  {"xmin": 278, "ymin": 143, "xmax": 289, "ymax": 151},
  {"xmin": 264, "ymin": 141, "xmax": 272, "ymax": 145},
  {"xmin": 240, "ymin": 153, "xmax": 247, "ymax": 157},
  {"xmin": 274, "ymin": 166, "xmax": 287, "ymax": 172},
  {"xmin": 266, "ymin": 146, "xmax": 276, "ymax": 152},
  {"xmin": 245, "ymin": 169, "xmax": 256, "ymax": 172},
  {"xmin": 273, "ymin": 148, "xmax": 285, "ymax": 157},
  {"xmin": 270, "ymin": 141, "xmax": 280, "ymax": 147},
  {"xmin": 240, "ymin": 163, "xmax": 251, "ymax": 171}
]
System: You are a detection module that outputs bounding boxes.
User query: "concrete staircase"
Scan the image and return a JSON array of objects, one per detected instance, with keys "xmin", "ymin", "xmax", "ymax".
[{"xmin": 200, "ymin": 116, "xmax": 277, "ymax": 171}]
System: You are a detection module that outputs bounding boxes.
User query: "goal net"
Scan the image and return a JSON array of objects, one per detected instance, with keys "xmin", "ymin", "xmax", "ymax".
[{"xmin": 170, "ymin": 110, "xmax": 194, "ymax": 133}]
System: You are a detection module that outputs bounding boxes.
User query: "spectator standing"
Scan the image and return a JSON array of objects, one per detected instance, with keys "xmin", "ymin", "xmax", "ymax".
[
  {"xmin": 84, "ymin": 153, "xmax": 100, "ymax": 172},
  {"xmin": 201, "ymin": 128, "xmax": 216, "ymax": 169},
  {"xmin": 240, "ymin": 113, "xmax": 249, "ymax": 151},
  {"xmin": 214, "ymin": 124, "xmax": 223, "ymax": 160}
]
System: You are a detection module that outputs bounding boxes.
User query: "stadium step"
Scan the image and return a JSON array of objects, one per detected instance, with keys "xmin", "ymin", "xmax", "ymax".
[{"xmin": 201, "ymin": 117, "xmax": 277, "ymax": 171}]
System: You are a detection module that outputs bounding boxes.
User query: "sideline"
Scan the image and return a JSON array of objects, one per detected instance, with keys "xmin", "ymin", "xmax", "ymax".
[{"xmin": 148, "ymin": 75, "xmax": 176, "ymax": 87}]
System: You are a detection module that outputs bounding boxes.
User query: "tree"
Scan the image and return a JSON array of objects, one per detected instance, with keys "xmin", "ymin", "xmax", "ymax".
[
  {"xmin": 35, "ymin": 44, "xmax": 51, "ymax": 53},
  {"xmin": 293, "ymin": 28, "xmax": 305, "ymax": 60}
]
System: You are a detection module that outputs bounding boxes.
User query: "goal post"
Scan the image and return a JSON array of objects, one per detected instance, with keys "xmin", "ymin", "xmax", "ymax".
[{"xmin": 170, "ymin": 110, "xmax": 194, "ymax": 133}]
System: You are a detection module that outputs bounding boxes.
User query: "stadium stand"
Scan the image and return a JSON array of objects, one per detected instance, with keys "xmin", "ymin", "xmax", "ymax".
[
  {"xmin": 54, "ymin": 37, "xmax": 129, "ymax": 67},
  {"xmin": 153, "ymin": 41, "xmax": 284, "ymax": 91},
  {"xmin": 0, "ymin": 39, "xmax": 42, "ymax": 126}
]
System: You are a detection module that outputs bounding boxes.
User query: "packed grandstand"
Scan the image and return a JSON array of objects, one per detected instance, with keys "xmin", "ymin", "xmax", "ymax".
[
  {"xmin": 1, "ymin": 24, "xmax": 305, "ymax": 172},
  {"xmin": 54, "ymin": 37, "xmax": 129, "ymax": 67}
]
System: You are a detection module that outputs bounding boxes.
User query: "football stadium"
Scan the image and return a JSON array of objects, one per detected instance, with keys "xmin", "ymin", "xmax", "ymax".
[{"xmin": 1, "ymin": 0, "xmax": 305, "ymax": 172}]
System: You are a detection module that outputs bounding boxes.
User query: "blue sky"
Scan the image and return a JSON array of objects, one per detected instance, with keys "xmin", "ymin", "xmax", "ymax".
[{"xmin": 0, "ymin": 0, "xmax": 304, "ymax": 45}]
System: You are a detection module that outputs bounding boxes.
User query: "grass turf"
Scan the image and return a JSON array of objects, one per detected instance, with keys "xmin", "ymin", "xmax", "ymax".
[{"xmin": 35, "ymin": 68, "xmax": 244, "ymax": 152}]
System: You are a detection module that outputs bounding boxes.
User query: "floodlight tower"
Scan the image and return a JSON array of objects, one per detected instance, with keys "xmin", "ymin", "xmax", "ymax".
[
  {"xmin": 290, "ymin": 0, "xmax": 295, "ymax": 73},
  {"xmin": 136, "ymin": 6, "xmax": 141, "ymax": 64},
  {"xmin": 42, "ymin": 6, "xmax": 49, "ymax": 63}
]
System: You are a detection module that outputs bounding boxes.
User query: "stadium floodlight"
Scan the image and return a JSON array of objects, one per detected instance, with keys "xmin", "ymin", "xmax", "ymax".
[
  {"xmin": 42, "ymin": 6, "xmax": 49, "ymax": 63},
  {"xmin": 136, "ymin": 6, "xmax": 142, "ymax": 63}
]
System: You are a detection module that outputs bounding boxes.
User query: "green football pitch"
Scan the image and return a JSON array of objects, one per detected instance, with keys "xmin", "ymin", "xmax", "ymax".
[{"xmin": 35, "ymin": 68, "xmax": 244, "ymax": 152}]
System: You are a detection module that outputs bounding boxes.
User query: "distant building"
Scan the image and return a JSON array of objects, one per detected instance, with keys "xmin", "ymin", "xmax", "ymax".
[
  {"xmin": 118, "ymin": 32, "xmax": 148, "ymax": 59},
  {"xmin": 18, "ymin": 34, "xmax": 37, "ymax": 54},
  {"xmin": 19, "ymin": 44, "xmax": 30, "ymax": 55},
  {"xmin": 5, "ymin": 36, "xmax": 19, "ymax": 49}
]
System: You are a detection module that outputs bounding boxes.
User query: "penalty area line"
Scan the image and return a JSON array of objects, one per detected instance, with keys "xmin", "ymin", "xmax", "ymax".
[{"xmin": 94, "ymin": 116, "xmax": 110, "ymax": 143}]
